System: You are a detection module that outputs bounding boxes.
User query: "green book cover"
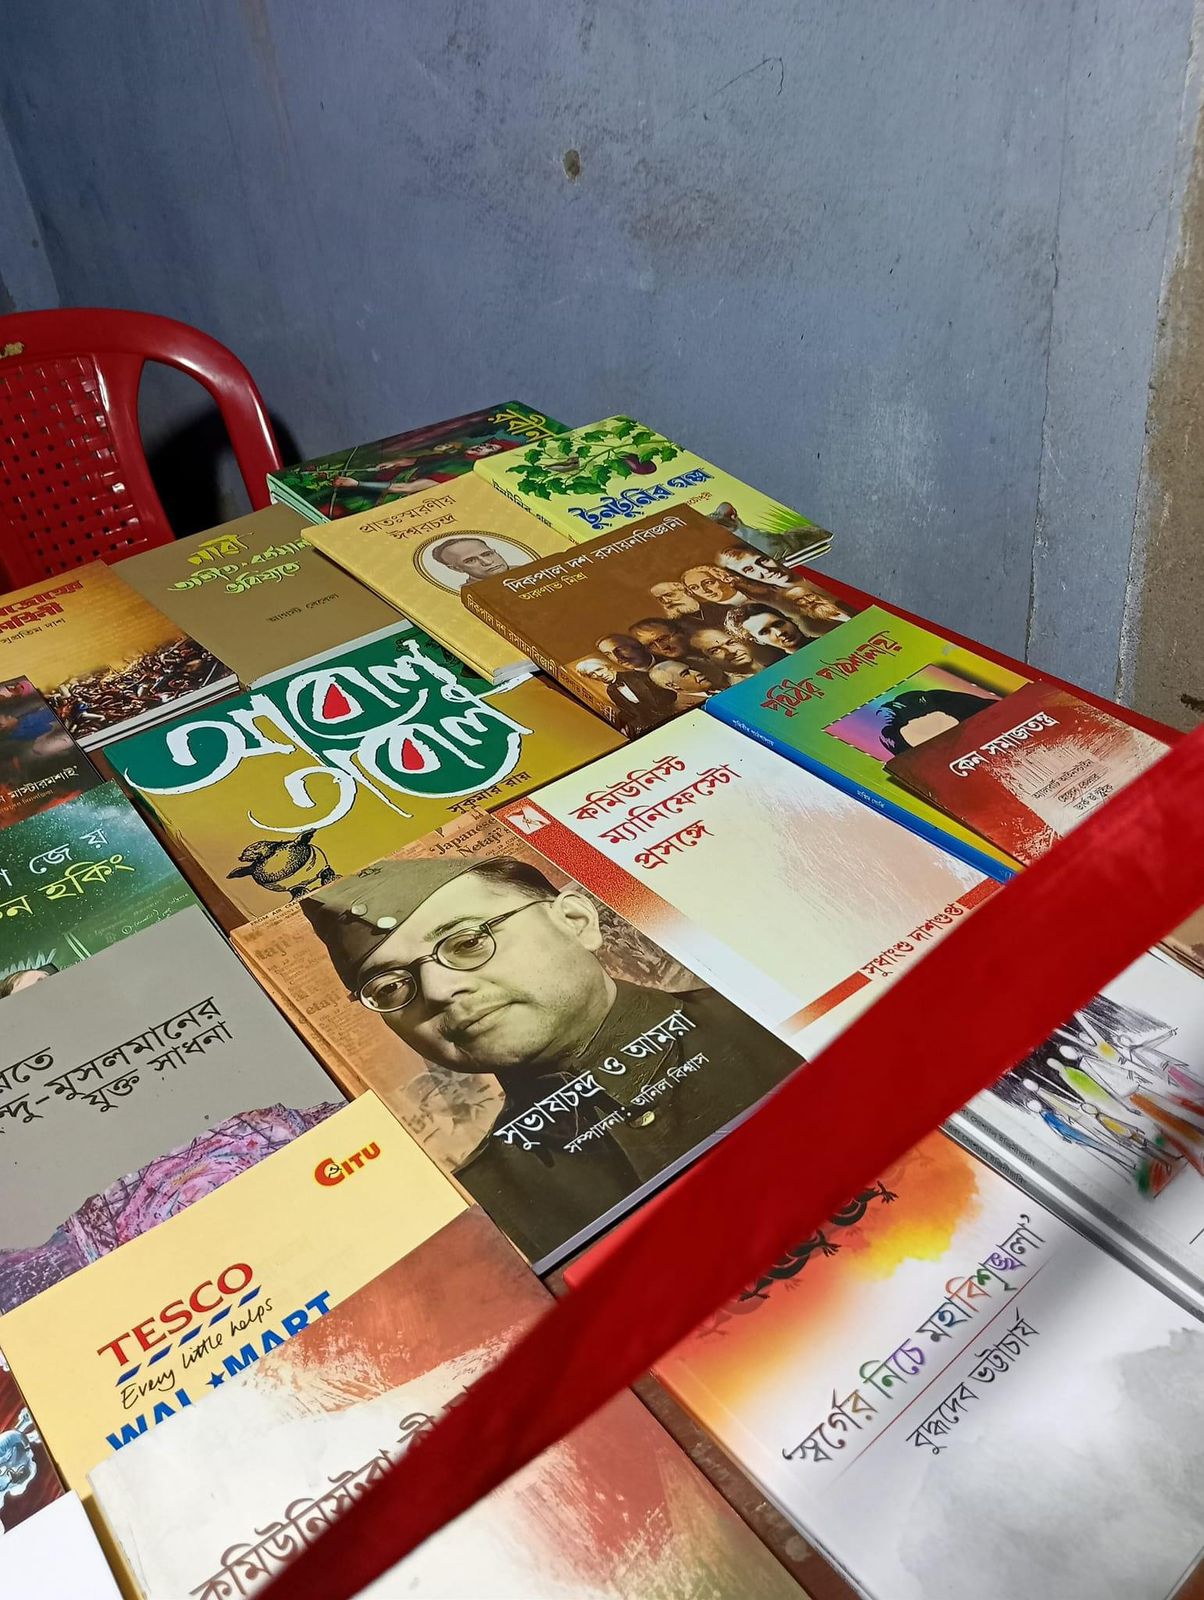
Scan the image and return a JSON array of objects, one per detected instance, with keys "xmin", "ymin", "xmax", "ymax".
[
  {"xmin": 268, "ymin": 403, "xmax": 567, "ymax": 522},
  {"xmin": 473, "ymin": 414, "xmax": 832, "ymax": 563},
  {"xmin": 705, "ymin": 606, "xmax": 1029, "ymax": 878},
  {"xmin": 0, "ymin": 782, "xmax": 197, "ymax": 996},
  {"xmin": 113, "ymin": 624, "xmax": 620, "ymax": 923}
]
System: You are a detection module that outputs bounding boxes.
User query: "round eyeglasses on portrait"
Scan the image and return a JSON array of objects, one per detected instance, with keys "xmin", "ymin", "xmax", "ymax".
[{"xmin": 355, "ymin": 898, "xmax": 553, "ymax": 1013}]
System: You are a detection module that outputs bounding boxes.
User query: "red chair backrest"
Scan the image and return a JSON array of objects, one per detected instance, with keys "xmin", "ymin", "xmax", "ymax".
[{"xmin": 0, "ymin": 308, "xmax": 282, "ymax": 589}]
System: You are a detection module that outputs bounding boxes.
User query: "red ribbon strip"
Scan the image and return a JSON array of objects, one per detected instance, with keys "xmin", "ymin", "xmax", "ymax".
[{"xmin": 267, "ymin": 725, "xmax": 1204, "ymax": 1600}]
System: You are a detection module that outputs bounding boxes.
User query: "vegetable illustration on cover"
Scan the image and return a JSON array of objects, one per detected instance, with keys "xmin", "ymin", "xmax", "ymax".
[{"xmin": 508, "ymin": 417, "xmax": 681, "ymax": 501}]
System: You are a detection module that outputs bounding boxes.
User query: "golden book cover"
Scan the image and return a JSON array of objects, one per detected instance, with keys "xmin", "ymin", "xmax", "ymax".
[{"xmin": 307, "ymin": 472, "xmax": 571, "ymax": 683}]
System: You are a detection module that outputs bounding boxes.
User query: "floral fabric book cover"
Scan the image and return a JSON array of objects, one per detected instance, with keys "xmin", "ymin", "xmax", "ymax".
[
  {"xmin": 463, "ymin": 502, "xmax": 856, "ymax": 734},
  {"xmin": 497, "ymin": 712, "xmax": 993, "ymax": 1056},
  {"xmin": 0, "ymin": 676, "xmax": 101, "ymax": 826},
  {"xmin": 234, "ymin": 806, "xmax": 801, "ymax": 1272},
  {"xmin": 114, "ymin": 623, "xmax": 620, "ymax": 923},
  {"xmin": 89, "ymin": 1205, "xmax": 803, "ymax": 1600},
  {"xmin": 0, "ymin": 781, "xmax": 196, "ymax": 995},
  {"xmin": 0, "ymin": 1095, "xmax": 463, "ymax": 1515},
  {"xmin": 118, "ymin": 503, "xmax": 403, "ymax": 688},
  {"xmin": 567, "ymin": 1131, "xmax": 1204, "ymax": 1600},
  {"xmin": 706, "ymin": 604, "xmax": 1030, "ymax": 879},
  {"xmin": 474, "ymin": 413, "xmax": 833, "ymax": 563},
  {"xmin": 306, "ymin": 471, "xmax": 571, "ymax": 683},
  {"xmin": 268, "ymin": 402, "xmax": 566, "ymax": 522},
  {"xmin": 0, "ymin": 905, "xmax": 343, "ymax": 1312},
  {"xmin": 0, "ymin": 562, "xmax": 236, "ymax": 749},
  {"xmin": 954, "ymin": 945, "xmax": 1204, "ymax": 1317}
]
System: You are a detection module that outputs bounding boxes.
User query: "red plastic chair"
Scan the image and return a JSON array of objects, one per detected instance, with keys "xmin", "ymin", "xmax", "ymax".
[{"xmin": 0, "ymin": 308, "xmax": 283, "ymax": 588}]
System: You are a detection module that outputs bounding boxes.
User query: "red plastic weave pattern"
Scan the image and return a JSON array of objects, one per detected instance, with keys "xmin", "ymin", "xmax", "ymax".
[{"xmin": 0, "ymin": 351, "xmax": 147, "ymax": 578}]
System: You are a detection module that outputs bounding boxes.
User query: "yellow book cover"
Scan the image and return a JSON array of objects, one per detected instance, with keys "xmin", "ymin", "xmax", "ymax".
[
  {"xmin": 306, "ymin": 474, "xmax": 571, "ymax": 683},
  {"xmin": 0, "ymin": 562, "xmax": 235, "ymax": 748},
  {"xmin": 113, "ymin": 623, "xmax": 621, "ymax": 922},
  {"xmin": 474, "ymin": 414, "xmax": 833, "ymax": 562},
  {"xmin": 0, "ymin": 1094, "xmax": 465, "ymax": 1511}
]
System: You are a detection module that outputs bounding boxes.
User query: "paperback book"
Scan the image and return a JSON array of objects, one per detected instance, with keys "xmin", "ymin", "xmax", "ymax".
[
  {"xmin": 497, "ymin": 712, "xmax": 993, "ymax": 1055},
  {"xmin": 0, "ymin": 562, "xmax": 235, "ymax": 748},
  {"xmin": 306, "ymin": 472, "xmax": 572, "ymax": 684},
  {"xmin": 118, "ymin": 503, "xmax": 404, "ymax": 687},
  {"xmin": 0, "ymin": 677, "xmax": 101, "ymax": 826},
  {"xmin": 0, "ymin": 905, "xmax": 343, "ymax": 1312},
  {"xmin": 235, "ymin": 806, "xmax": 802, "ymax": 1272},
  {"xmin": 474, "ymin": 413, "xmax": 833, "ymax": 563},
  {"xmin": 0, "ymin": 1492, "xmax": 120, "ymax": 1598},
  {"xmin": 881, "ymin": 678, "xmax": 1204, "ymax": 976},
  {"xmin": 0, "ymin": 781, "xmax": 197, "ymax": 995},
  {"xmin": 0, "ymin": 1349, "xmax": 62, "ymax": 1533},
  {"xmin": 954, "ymin": 945, "xmax": 1204, "ymax": 1317},
  {"xmin": 269, "ymin": 402, "xmax": 566, "ymax": 522},
  {"xmin": 89, "ymin": 1205, "xmax": 803, "ymax": 1600},
  {"xmin": 463, "ymin": 503, "xmax": 855, "ymax": 734},
  {"xmin": 0, "ymin": 1095, "xmax": 464, "ymax": 1513},
  {"xmin": 114, "ymin": 623, "xmax": 621, "ymax": 923},
  {"xmin": 566, "ymin": 1131, "xmax": 1204, "ymax": 1600},
  {"xmin": 706, "ymin": 604, "xmax": 1030, "ymax": 879}
]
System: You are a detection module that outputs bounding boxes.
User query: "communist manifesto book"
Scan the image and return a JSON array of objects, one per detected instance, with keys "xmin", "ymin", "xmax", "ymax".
[
  {"xmin": 706, "ymin": 604, "xmax": 1033, "ymax": 879},
  {"xmin": 305, "ymin": 471, "xmax": 572, "ymax": 685},
  {"xmin": 0, "ymin": 676, "xmax": 101, "ymax": 827},
  {"xmin": 0, "ymin": 781, "xmax": 196, "ymax": 994},
  {"xmin": 89, "ymin": 1205, "xmax": 803, "ymax": 1600},
  {"xmin": 234, "ymin": 806, "xmax": 803, "ymax": 1272},
  {"xmin": 474, "ymin": 413, "xmax": 833, "ymax": 564},
  {"xmin": 497, "ymin": 711, "xmax": 995, "ymax": 1057},
  {"xmin": 566, "ymin": 1131, "xmax": 1204, "ymax": 1600},
  {"xmin": 268, "ymin": 402, "xmax": 566, "ymax": 522},
  {"xmin": 118, "ymin": 503, "xmax": 404, "ymax": 688},
  {"xmin": 114, "ymin": 623, "xmax": 621, "ymax": 923},
  {"xmin": 0, "ymin": 561, "xmax": 236, "ymax": 748},
  {"xmin": 954, "ymin": 945, "xmax": 1204, "ymax": 1317},
  {"xmin": 0, "ymin": 906, "xmax": 343, "ymax": 1313},
  {"xmin": 0, "ymin": 1095, "xmax": 464, "ymax": 1520},
  {"xmin": 463, "ymin": 503, "xmax": 855, "ymax": 734}
]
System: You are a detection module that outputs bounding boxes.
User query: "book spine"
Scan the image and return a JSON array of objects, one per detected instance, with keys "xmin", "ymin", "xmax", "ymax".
[
  {"xmin": 704, "ymin": 700, "xmax": 1016, "ymax": 885},
  {"xmin": 482, "ymin": 477, "xmax": 560, "ymax": 534},
  {"xmin": 461, "ymin": 589, "xmax": 627, "ymax": 735}
]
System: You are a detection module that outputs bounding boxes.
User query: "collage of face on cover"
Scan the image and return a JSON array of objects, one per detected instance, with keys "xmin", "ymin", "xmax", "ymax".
[{"xmin": 0, "ymin": 399, "xmax": 1200, "ymax": 1600}]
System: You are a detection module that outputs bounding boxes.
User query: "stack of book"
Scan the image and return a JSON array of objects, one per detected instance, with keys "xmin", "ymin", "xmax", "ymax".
[{"xmin": 0, "ymin": 398, "xmax": 1200, "ymax": 1600}]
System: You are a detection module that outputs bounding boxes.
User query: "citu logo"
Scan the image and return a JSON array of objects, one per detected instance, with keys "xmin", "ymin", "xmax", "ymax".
[{"xmin": 314, "ymin": 1141, "xmax": 381, "ymax": 1187}]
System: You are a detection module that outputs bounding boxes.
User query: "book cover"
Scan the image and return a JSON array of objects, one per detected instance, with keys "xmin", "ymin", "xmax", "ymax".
[
  {"xmin": 706, "ymin": 605, "xmax": 1030, "ymax": 879},
  {"xmin": 474, "ymin": 413, "xmax": 833, "ymax": 563},
  {"xmin": 0, "ymin": 906, "xmax": 344, "ymax": 1311},
  {"xmin": 114, "ymin": 624, "xmax": 621, "ymax": 923},
  {"xmin": 0, "ymin": 563, "xmax": 236, "ymax": 749},
  {"xmin": 496, "ymin": 712, "xmax": 993, "ymax": 1056},
  {"xmin": 570, "ymin": 1132, "xmax": 1204, "ymax": 1600},
  {"xmin": 306, "ymin": 472, "xmax": 571, "ymax": 683},
  {"xmin": 0, "ymin": 1492, "xmax": 120, "ymax": 1598},
  {"xmin": 0, "ymin": 781, "xmax": 197, "ymax": 995},
  {"xmin": 884, "ymin": 679, "xmax": 1168, "ymax": 864},
  {"xmin": 464, "ymin": 503, "xmax": 856, "ymax": 734},
  {"xmin": 118, "ymin": 504, "xmax": 404, "ymax": 688},
  {"xmin": 89, "ymin": 1205, "xmax": 803, "ymax": 1600},
  {"xmin": 955, "ymin": 946, "xmax": 1204, "ymax": 1316},
  {"xmin": 880, "ymin": 682, "xmax": 1204, "ymax": 987},
  {"xmin": 0, "ymin": 1095, "xmax": 465, "ymax": 1512},
  {"xmin": 269, "ymin": 403, "xmax": 566, "ymax": 522},
  {"xmin": 0, "ymin": 1349, "xmax": 62, "ymax": 1533},
  {"xmin": 234, "ymin": 806, "xmax": 802, "ymax": 1272},
  {"xmin": 0, "ymin": 676, "xmax": 101, "ymax": 826}
]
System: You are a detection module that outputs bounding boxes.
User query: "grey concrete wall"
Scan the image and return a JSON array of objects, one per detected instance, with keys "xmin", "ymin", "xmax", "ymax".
[{"xmin": 0, "ymin": 1, "xmax": 1196, "ymax": 698}]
